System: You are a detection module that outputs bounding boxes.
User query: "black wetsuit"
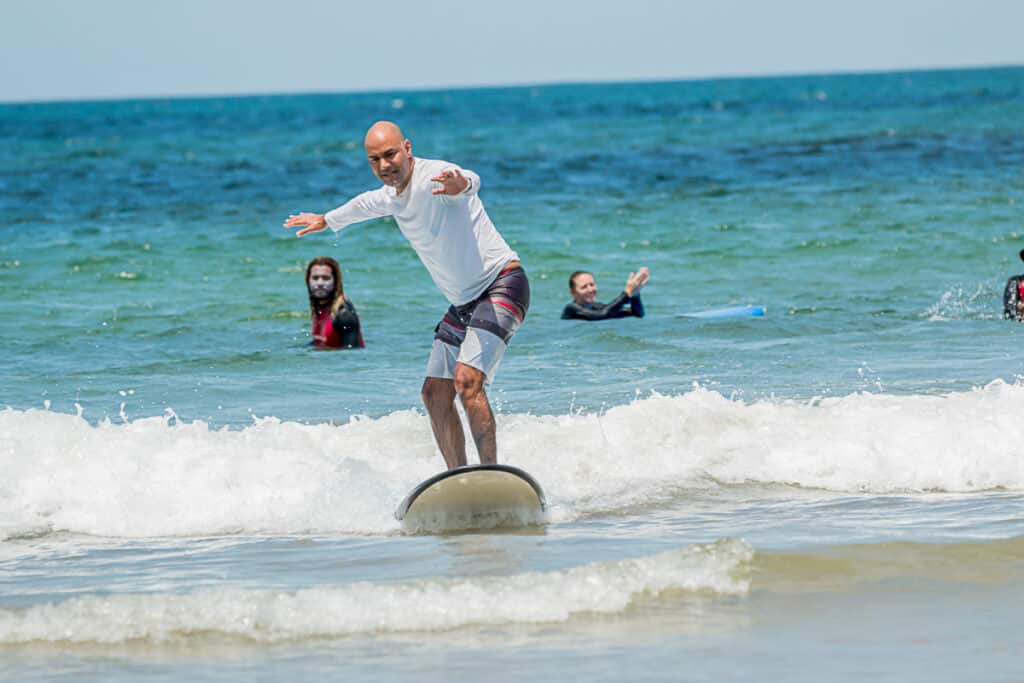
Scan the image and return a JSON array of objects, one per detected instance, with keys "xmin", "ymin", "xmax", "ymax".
[
  {"xmin": 332, "ymin": 300, "xmax": 364, "ymax": 347},
  {"xmin": 1004, "ymin": 275, "xmax": 1024, "ymax": 321},
  {"xmin": 312, "ymin": 300, "xmax": 365, "ymax": 348},
  {"xmin": 561, "ymin": 292, "xmax": 645, "ymax": 321}
]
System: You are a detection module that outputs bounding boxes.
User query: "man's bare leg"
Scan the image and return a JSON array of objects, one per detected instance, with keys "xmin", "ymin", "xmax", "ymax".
[
  {"xmin": 421, "ymin": 377, "xmax": 466, "ymax": 470},
  {"xmin": 453, "ymin": 362, "xmax": 497, "ymax": 464}
]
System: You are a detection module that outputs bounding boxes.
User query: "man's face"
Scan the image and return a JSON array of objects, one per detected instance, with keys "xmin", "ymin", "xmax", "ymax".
[
  {"xmin": 366, "ymin": 134, "xmax": 413, "ymax": 191},
  {"xmin": 308, "ymin": 265, "xmax": 335, "ymax": 301},
  {"xmin": 570, "ymin": 273, "xmax": 597, "ymax": 304}
]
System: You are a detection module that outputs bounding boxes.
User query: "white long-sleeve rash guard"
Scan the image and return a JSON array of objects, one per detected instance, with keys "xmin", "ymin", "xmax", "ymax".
[{"xmin": 324, "ymin": 157, "xmax": 519, "ymax": 306}]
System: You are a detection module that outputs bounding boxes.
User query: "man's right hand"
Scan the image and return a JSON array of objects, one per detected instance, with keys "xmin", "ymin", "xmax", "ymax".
[{"xmin": 284, "ymin": 212, "xmax": 327, "ymax": 237}]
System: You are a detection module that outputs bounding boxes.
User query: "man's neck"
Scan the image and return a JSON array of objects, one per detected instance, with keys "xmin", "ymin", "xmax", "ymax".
[{"xmin": 396, "ymin": 157, "xmax": 415, "ymax": 196}]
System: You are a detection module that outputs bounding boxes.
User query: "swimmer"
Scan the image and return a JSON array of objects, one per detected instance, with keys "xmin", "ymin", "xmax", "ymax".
[
  {"xmin": 306, "ymin": 256, "xmax": 364, "ymax": 348},
  {"xmin": 1003, "ymin": 248, "xmax": 1024, "ymax": 321},
  {"xmin": 562, "ymin": 267, "xmax": 649, "ymax": 321}
]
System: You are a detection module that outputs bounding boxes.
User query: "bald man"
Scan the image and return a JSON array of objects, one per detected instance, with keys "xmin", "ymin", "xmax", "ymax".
[{"xmin": 284, "ymin": 122, "xmax": 529, "ymax": 470}]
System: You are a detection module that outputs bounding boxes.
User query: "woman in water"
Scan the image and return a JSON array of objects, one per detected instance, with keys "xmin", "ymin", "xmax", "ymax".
[
  {"xmin": 561, "ymin": 267, "xmax": 649, "ymax": 321},
  {"xmin": 1003, "ymin": 249, "xmax": 1024, "ymax": 322}
]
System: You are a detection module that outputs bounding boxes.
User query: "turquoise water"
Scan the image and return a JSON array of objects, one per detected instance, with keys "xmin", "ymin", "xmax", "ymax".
[{"xmin": 2, "ymin": 67, "xmax": 1024, "ymax": 680}]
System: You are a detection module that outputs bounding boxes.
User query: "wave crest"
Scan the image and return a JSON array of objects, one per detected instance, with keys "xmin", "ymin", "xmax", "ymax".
[
  {"xmin": 3, "ymin": 381, "xmax": 1024, "ymax": 538},
  {"xmin": 0, "ymin": 540, "xmax": 751, "ymax": 644}
]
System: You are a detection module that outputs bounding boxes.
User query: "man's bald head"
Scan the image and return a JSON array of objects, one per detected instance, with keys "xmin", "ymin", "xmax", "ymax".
[
  {"xmin": 364, "ymin": 121, "xmax": 405, "ymax": 149},
  {"xmin": 364, "ymin": 121, "xmax": 414, "ymax": 191}
]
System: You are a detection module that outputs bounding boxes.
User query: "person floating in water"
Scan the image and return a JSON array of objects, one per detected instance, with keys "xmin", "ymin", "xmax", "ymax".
[
  {"xmin": 306, "ymin": 256, "xmax": 364, "ymax": 348},
  {"xmin": 1003, "ymin": 248, "xmax": 1024, "ymax": 321},
  {"xmin": 562, "ymin": 267, "xmax": 649, "ymax": 321},
  {"xmin": 284, "ymin": 121, "xmax": 529, "ymax": 470}
]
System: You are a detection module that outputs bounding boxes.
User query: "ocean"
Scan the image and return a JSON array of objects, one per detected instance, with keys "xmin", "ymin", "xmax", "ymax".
[{"xmin": 1, "ymin": 66, "xmax": 1023, "ymax": 681}]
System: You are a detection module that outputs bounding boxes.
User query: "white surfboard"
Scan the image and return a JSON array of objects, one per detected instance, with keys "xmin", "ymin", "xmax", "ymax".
[{"xmin": 395, "ymin": 464, "xmax": 547, "ymax": 533}]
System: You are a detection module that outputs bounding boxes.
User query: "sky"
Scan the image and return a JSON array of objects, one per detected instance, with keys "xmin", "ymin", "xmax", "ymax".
[{"xmin": 1, "ymin": 0, "xmax": 1022, "ymax": 102}]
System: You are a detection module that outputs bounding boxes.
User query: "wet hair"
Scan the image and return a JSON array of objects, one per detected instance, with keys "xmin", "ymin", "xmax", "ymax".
[
  {"xmin": 306, "ymin": 256, "xmax": 346, "ymax": 318},
  {"xmin": 568, "ymin": 270, "xmax": 592, "ymax": 292},
  {"xmin": 1019, "ymin": 248, "xmax": 1024, "ymax": 263}
]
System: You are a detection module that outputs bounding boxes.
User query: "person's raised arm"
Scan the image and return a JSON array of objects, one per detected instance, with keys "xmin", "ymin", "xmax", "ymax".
[
  {"xmin": 332, "ymin": 300, "xmax": 365, "ymax": 348},
  {"xmin": 624, "ymin": 267, "xmax": 649, "ymax": 318},
  {"xmin": 623, "ymin": 266, "xmax": 650, "ymax": 297},
  {"xmin": 431, "ymin": 167, "xmax": 481, "ymax": 196},
  {"xmin": 628, "ymin": 294, "xmax": 645, "ymax": 318}
]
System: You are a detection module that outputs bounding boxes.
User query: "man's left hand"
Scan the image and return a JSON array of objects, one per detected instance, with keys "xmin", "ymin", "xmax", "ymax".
[{"xmin": 431, "ymin": 169, "xmax": 469, "ymax": 196}]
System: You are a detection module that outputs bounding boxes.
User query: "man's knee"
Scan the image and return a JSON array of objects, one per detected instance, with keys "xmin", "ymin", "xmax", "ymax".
[
  {"xmin": 422, "ymin": 377, "xmax": 455, "ymax": 408},
  {"xmin": 453, "ymin": 364, "xmax": 486, "ymax": 400}
]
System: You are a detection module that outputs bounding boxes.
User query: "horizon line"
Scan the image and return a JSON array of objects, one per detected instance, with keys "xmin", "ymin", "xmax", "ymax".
[{"xmin": 2, "ymin": 61, "xmax": 1021, "ymax": 107}]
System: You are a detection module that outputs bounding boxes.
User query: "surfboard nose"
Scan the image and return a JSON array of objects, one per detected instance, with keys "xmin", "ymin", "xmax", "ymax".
[{"xmin": 396, "ymin": 464, "xmax": 547, "ymax": 533}]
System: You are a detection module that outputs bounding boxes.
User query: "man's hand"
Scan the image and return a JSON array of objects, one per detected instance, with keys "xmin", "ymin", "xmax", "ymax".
[
  {"xmin": 624, "ymin": 266, "xmax": 650, "ymax": 296},
  {"xmin": 284, "ymin": 212, "xmax": 327, "ymax": 237},
  {"xmin": 431, "ymin": 169, "xmax": 469, "ymax": 196}
]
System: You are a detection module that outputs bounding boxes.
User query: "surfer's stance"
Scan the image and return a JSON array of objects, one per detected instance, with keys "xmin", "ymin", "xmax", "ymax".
[{"xmin": 284, "ymin": 121, "xmax": 529, "ymax": 470}]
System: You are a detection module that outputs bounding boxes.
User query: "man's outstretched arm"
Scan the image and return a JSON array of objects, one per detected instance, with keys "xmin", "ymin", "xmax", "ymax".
[
  {"xmin": 284, "ymin": 189, "xmax": 392, "ymax": 238},
  {"xmin": 283, "ymin": 212, "xmax": 327, "ymax": 237}
]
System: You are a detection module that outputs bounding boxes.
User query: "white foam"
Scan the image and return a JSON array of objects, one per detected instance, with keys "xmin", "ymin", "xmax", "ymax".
[
  {"xmin": 924, "ymin": 281, "xmax": 1000, "ymax": 320},
  {"xmin": 0, "ymin": 539, "xmax": 751, "ymax": 644},
  {"xmin": 507, "ymin": 380, "xmax": 1024, "ymax": 520},
  {"xmin": 3, "ymin": 380, "xmax": 1024, "ymax": 538},
  {"xmin": 0, "ymin": 408, "xmax": 437, "ymax": 539}
]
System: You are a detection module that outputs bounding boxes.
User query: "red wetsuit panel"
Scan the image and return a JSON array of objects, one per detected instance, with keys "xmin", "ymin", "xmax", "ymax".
[
  {"xmin": 312, "ymin": 302, "xmax": 364, "ymax": 348},
  {"xmin": 312, "ymin": 307, "xmax": 342, "ymax": 347}
]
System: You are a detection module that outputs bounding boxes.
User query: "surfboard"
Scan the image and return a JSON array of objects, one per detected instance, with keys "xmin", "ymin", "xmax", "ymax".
[
  {"xmin": 395, "ymin": 464, "xmax": 547, "ymax": 533},
  {"xmin": 680, "ymin": 304, "xmax": 766, "ymax": 319}
]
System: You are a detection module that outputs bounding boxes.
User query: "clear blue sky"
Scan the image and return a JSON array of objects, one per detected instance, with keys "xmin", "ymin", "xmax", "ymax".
[{"xmin": 1, "ymin": 0, "xmax": 1022, "ymax": 102}]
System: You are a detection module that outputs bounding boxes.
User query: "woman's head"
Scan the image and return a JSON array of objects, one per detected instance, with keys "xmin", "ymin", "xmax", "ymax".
[{"xmin": 569, "ymin": 270, "xmax": 597, "ymax": 304}]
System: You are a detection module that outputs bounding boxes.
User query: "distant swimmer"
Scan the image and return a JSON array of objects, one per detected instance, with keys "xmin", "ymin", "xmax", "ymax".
[
  {"xmin": 1003, "ymin": 248, "xmax": 1024, "ymax": 321},
  {"xmin": 306, "ymin": 256, "xmax": 364, "ymax": 349},
  {"xmin": 284, "ymin": 121, "xmax": 528, "ymax": 470},
  {"xmin": 562, "ymin": 267, "xmax": 649, "ymax": 321}
]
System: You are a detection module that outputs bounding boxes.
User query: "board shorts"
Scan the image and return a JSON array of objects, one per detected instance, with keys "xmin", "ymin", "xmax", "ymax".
[{"xmin": 426, "ymin": 265, "xmax": 530, "ymax": 383}]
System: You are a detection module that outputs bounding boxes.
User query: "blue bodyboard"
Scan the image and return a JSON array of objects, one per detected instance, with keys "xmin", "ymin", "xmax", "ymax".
[{"xmin": 681, "ymin": 305, "xmax": 766, "ymax": 319}]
